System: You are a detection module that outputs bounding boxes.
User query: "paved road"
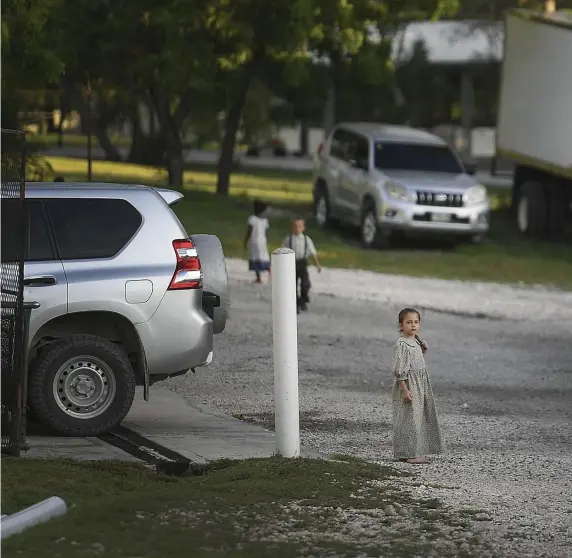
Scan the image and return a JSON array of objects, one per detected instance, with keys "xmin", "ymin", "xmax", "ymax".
[{"xmin": 167, "ymin": 278, "xmax": 572, "ymax": 558}]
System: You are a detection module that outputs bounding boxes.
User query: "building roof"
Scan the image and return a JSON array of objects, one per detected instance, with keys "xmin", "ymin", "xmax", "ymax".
[{"xmin": 390, "ymin": 20, "xmax": 503, "ymax": 66}]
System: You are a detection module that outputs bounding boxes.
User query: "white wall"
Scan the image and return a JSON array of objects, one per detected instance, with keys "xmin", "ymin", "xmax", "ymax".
[{"xmin": 276, "ymin": 126, "xmax": 326, "ymax": 154}]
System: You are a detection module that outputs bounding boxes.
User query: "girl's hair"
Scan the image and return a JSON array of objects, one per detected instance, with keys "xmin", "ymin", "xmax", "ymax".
[
  {"xmin": 398, "ymin": 307, "xmax": 421, "ymax": 327},
  {"xmin": 253, "ymin": 199, "xmax": 267, "ymax": 216}
]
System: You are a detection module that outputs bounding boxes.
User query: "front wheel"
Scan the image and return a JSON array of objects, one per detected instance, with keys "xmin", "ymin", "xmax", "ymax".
[
  {"xmin": 314, "ymin": 189, "xmax": 331, "ymax": 228},
  {"xmin": 28, "ymin": 334, "xmax": 136, "ymax": 436},
  {"xmin": 360, "ymin": 206, "xmax": 389, "ymax": 249}
]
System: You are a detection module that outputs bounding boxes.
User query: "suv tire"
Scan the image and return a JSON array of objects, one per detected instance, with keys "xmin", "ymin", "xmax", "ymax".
[
  {"xmin": 314, "ymin": 187, "xmax": 332, "ymax": 228},
  {"xmin": 28, "ymin": 334, "xmax": 136, "ymax": 436},
  {"xmin": 191, "ymin": 234, "xmax": 230, "ymax": 334},
  {"xmin": 360, "ymin": 203, "xmax": 389, "ymax": 249}
]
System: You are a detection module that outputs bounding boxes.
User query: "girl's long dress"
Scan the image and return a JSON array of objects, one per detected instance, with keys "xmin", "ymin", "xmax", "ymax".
[{"xmin": 392, "ymin": 337, "xmax": 444, "ymax": 459}]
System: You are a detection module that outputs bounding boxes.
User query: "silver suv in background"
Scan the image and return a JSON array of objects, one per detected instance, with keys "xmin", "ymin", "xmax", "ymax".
[
  {"xmin": 4, "ymin": 182, "xmax": 228, "ymax": 437},
  {"xmin": 313, "ymin": 123, "xmax": 490, "ymax": 248}
]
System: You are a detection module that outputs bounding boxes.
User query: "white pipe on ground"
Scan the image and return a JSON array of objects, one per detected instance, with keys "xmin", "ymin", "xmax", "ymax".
[
  {"xmin": 271, "ymin": 248, "xmax": 300, "ymax": 458},
  {"xmin": 1, "ymin": 496, "xmax": 67, "ymax": 539}
]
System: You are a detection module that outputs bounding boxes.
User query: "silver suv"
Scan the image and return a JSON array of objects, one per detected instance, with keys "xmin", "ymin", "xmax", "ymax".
[
  {"xmin": 16, "ymin": 182, "xmax": 228, "ymax": 437},
  {"xmin": 313, "ymin": 123, "xmax": 490, "ymax": 247}
]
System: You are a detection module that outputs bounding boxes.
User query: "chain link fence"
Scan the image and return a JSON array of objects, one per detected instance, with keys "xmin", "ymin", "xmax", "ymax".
[{"xmin": 1, "ymin": 129, "xmax": 28, "ymax": 456}]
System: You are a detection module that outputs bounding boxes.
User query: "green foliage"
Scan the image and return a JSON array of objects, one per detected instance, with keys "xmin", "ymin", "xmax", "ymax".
[
  {"xmin": 2, "ymin": 0, "xmax": 497, "ymax": 186},
  {"xmin": 241, "ymin": 80, "xmax": 277, "ymax": 145},
  {"xmin": 395, "ymin": 39, "xmax": 451, "ymax": 127},
  {"xmin": 1, "ymin": 0, "xmax": 64, "ymax": 126}
]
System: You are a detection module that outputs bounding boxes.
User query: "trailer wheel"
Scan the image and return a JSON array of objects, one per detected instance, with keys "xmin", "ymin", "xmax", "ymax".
[{"xmin": 517, "ymin": 182, "xmax": 548, "ymax": 238}]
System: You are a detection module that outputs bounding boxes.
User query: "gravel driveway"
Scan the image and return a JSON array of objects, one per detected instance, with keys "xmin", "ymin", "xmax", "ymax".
[{"xmin": 167, "ymin": 263, "xmax": 572, "ymax": 558}]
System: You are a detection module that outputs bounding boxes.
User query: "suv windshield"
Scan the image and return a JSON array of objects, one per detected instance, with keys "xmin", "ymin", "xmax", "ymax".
[{"xmin": 374, "ymin": 142, "xmax": 463, "ymax": 174}]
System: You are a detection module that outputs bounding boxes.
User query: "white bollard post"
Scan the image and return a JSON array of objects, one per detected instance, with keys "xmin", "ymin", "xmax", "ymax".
[{"xmin": 271, "ymin": 248, "xmax": 300, "ymax": 458}]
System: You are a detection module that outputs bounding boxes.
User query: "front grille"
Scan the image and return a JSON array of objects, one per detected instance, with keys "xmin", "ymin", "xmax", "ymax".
[{"xmin": 416, "ymin": 191, "xmax": 464, "ymax": 207}]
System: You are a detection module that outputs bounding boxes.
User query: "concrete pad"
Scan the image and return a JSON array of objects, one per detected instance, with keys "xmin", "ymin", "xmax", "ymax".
[
  {"xmin": 124, "ymin": 386, "xmax": 318, "ymax": 463},
  {"xmin": 22, "ymin": 435, "xmax": 140, "ymax": 462},
  {"xmin": 21, "ymin": 387, "xmax": 319, "ymax": 464}
]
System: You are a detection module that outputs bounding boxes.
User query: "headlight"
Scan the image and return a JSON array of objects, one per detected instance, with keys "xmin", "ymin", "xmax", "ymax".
[
  {"xmin": 465, "ymin": 185, "xmax": 487, "ymax": 206},
  {"xmin": 384, "ymin": 181, "xmax": 414, "ymax": 202}
]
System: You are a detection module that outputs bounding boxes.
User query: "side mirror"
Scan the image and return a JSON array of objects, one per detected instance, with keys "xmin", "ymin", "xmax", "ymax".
[
  {"xmin": 463, "ymin": 160, "xmax": 478, "ymax": 176},
  {"xmin": 351, "ymin": 158, "xmax": 368, "ymax": 171}
]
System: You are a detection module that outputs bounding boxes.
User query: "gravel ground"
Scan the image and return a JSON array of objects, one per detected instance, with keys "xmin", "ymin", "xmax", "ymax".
[{"xmin": 167, "ymin": 261, "xmax": 572, "ymax": 558}]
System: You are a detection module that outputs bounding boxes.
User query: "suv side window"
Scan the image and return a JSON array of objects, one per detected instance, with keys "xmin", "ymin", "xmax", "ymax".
[
  {"xmin": 28, "ymin": 201, "xmax": 57, "ymax": 261},
  {"xmin": 46, "ymin": 199, "xmax": 142, "ymax": 260},
  {"xmin": 330, "ymin": 129, "xmax": 348, "ymax": 160},
  {"xmin": 1, "ymin": 198, "xmax": 23, "ymax": 263},
  {"xmin": 343, "ymin": 132, "xmax": 370, "ymax": 171},
  {"xmin": 353, "ymin": 135, "xmax": 370, "ymax": 170},
  {"xmin": 0, "ymin": 200, "xmax": 56, "ymax": 262}
]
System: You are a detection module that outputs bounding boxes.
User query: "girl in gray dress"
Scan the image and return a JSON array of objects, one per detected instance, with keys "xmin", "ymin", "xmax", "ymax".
[{"xmin": 392, "ymin": 308, "xmax": 443, "ymax": 464}]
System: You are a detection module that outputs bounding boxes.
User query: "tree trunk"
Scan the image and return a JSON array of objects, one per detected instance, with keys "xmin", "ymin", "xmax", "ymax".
[
  {"xmin": 149, "ymin": 86, "xmax": 186, "ymax": 188},
  {"xmin": 545, "ymin": 0, "xmax": 556, "ymax": 14},
  {"xmin": 217, "ymin": 56, "xmax": 261, "ymax": 196},
  {"xmin": 74, "ymin": 89, "xmax": 123, "ymax": 162},
  {"xmin": 166, "ymin": 145, "xmax": 183, "ymax": 188},
  {"xmin": 128, "ymin": 105, "xmax": 145, "ymax": 163},
  {"xmin": 46, "ymin": 111, "xmax": 57, "ymax": 133},
  {"xmin": 93, "ymin": 114, "xmax": 122, "ymax": 162},
  {"xmin": 57, "ymin": 78, "xmax": 74, "ymax": 147}
]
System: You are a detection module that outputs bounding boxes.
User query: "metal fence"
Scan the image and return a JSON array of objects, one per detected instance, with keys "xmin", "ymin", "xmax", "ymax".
[{"xmin": 1, "ymin": 129, "xmax": 28, "ymax": 456}]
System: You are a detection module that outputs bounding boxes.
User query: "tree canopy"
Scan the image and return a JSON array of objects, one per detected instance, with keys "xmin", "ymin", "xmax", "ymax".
[{"xmin": 5, "ymin": 0, "xmax": 567, "ymax": 191}]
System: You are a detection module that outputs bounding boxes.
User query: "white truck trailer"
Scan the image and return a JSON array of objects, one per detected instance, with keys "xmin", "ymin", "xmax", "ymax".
[{"xmin": 496, "ymin": 8, "xmax": 572, "ymax": 241}]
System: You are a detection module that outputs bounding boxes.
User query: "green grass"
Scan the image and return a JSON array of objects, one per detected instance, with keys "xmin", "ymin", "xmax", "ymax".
[
  {"xmin": 40, "ymin": 155, "xmax": 572, "ymax": 289},
  {"xmin": 1, "ymin": 457, "xmax": 489, "ymax": 558},
  {"xmin": 26, "ymin": 132, "xmax": 132, "ymax": 149},
  {"xmin": 26, "ymin": 132, "xmax": 248, "ymax": 152}
]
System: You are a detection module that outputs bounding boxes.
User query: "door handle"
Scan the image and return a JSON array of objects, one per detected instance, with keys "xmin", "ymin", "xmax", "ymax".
[{"xmin": 24, "ymin": 275, "xmax": 57, "ymax": 287}]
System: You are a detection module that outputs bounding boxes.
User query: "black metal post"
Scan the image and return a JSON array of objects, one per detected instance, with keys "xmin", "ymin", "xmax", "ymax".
[
  {"xmin": 86, "ymin": 79, "xmax": 93, "ymax": 181},
  {"xmin": 20, "ymin": 301, "xmax": 40, "ymax": 450}
]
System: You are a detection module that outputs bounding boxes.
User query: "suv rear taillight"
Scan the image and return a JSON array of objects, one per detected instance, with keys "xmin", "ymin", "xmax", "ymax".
[
  {"xmin": 317, "ymin": 141, "xmax": 324, "ymax": 155},
  {"xmin": 168, "ymin": 239, "xmax": 202, "ymax": 290}
]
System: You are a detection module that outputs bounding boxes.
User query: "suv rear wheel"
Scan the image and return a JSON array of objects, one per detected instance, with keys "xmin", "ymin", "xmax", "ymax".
[{"xmin": 28, "ymin": 334, "xmax": 136, "ymax": 436}]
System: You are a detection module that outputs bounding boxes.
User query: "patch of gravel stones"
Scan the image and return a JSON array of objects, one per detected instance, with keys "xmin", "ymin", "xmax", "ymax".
[
  {"xmin": 225, "ymin": 257, "xmax": 572, "ymax": 322},
  {"xmin": 167, "ymin": 261, "xmax": 572, "ymax": 558}
]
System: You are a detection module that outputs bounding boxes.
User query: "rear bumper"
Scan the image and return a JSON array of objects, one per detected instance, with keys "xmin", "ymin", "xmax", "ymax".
[{"xmin": 136, "ymin": 290, "xmax": 213, "ymax": 377}]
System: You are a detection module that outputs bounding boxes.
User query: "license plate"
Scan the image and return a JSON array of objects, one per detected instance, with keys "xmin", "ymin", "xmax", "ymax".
[{"xmin": 430, "ymin": 213, "xmax": 452, "ymax": 223}]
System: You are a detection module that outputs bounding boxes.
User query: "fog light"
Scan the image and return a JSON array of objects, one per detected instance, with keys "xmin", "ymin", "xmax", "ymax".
[
  {"xmin": 385, "ymin": 209, "xmax": 397, "ymax": 218},
  {"xmin": 478, "ymin": 212, "xmax": 489, "ymax": 224}
]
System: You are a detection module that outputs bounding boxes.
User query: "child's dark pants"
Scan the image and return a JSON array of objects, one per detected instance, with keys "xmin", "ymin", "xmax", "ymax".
[{"xmin": 295, "ymin": 259, "xmax": 311, "ymax": 310}]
